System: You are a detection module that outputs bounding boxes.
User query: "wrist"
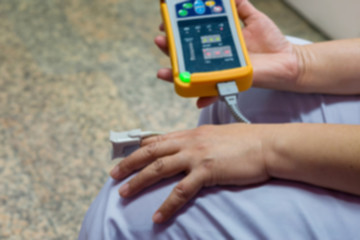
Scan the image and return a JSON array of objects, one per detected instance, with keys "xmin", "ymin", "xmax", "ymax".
[
  {"xmin": 259, "ymin": 124, "xmax": 282, "ymax": 179},
  {"xmin": 261, "ymin": 123, "xmax": 300, "ymax": 181},
  {"xmin": 251, "ymin": 44, "xmax": 302, "ymax": 92},
  {"xmin": 292, "ymin": 44, "xmax": 312, "ymax": 93},
  {"xmin": 246, "ymin": 124, "xmax": 286, "ymax": 181}
]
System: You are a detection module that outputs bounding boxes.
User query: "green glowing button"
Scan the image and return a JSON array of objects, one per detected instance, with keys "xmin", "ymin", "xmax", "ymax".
[
  {"xmin": 178, "ymin": 9, "xmax": 188, "ymax": 17},
  {"xmin": 183, "ymin": 3, "xmax": 193, "ymax": 9},
  {"xmin": 179, "ymin": 72, "xmax": 191, "ymax": 83}
]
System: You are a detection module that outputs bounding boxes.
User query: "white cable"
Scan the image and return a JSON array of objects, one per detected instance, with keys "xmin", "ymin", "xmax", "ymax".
[{"xmin": 217, "ymin": 81, "xmax": 251, "ymax": 124}]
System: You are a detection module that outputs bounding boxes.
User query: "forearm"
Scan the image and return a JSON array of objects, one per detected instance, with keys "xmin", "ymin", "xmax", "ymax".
[
  {"xmin": 252, "ymin": 39, "xmax": 360, "ymax": 94},
  {"xmin": 295, "ymin": 39, "xmax": 360, "ymax": 94},
  {"xmin": 265, "ymin": 123, "xmax": 360, "ymax": 195}
]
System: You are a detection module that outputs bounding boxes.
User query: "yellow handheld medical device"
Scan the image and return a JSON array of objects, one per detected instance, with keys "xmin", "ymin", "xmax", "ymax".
[{"xmin": 160, "ymin": 0, "xmax": 253, "ymax": 97}]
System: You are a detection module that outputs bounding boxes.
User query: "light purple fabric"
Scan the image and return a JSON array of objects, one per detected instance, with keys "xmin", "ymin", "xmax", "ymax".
[
  {"xmin": 199, "ymin": 88, "xmax": 360, "ymax": 125},
  {"xmin": 79, "ymin": 88, "xmax": 360, "ymax": 240},
  {"xmin": 79, "ymin": 37, "xmax": 360, "ymax": 239}
]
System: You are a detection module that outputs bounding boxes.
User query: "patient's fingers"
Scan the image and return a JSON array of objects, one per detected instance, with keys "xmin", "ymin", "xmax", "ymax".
[
  {"xmin": 110, "ymin": 136, "xmax": 179, "ymax": 180},
  {"xmin": 159, "ymin": 23, "xmax": 165, "ymax": 32},
  {"xmin": 119, "ymin": 153, "xmax": 188, "ymax": 198},
  {"xmin": 154, "ymin": 35, "xmax": 169, "ymax": 56},
  {"xmin": 153, "ymin": 171, "xmax": 205, "ymax": 223},
  {"xmin": 236, "ymin": 0, "xmax": 261, "ymax": 25},
  {"xmin": 141, "ymin": 129, "xmax": 188, "ymax": 146},
  {"xmin": 157, "ymin": 68, "xmax": 173, "ymax": 83},
  {"xmin": 196, "ymin": 97, "xmax": 218, "ymax": 109}
]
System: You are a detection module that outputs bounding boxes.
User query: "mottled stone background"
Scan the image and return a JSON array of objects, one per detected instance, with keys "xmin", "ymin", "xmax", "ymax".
[{"xmin": 0, "ymin": 0, "xmax": 326, "ymax": 239}]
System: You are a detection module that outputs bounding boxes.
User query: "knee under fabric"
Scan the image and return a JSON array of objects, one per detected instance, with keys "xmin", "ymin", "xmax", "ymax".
[
  {"xmin": 78, "ymin": 37, "xmax": 360, "ymax": 240},
  {"xmin": 79, "ymin": 88, "xmax": 360, "ymax": 240}
]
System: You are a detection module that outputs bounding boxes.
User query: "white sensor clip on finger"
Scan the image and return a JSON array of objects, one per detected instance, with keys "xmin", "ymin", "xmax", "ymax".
[{"xmin": 110, "ymin": 129, "xmax": 164, "ymax": 160}]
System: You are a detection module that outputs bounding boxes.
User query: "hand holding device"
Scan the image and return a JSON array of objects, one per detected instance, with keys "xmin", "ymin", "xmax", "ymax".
[
  {"xmin": 157, "ymin": 0, "xmax": 299, "ymax": 108},
  {"xmin": 160, "ymin": 0, "xmax": 253, "ymax": 98}
]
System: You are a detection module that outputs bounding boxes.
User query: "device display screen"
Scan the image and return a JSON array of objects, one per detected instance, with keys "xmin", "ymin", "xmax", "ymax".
[{"xmin": 178, "ymin": 16, "xmax": 241, "ymax": 73}]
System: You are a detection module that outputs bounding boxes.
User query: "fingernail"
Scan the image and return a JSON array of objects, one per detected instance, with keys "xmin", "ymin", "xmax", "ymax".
[
  {"xmin": 110, "ymin": 165, "xmax": 120, "ymax": 178},
  {"xmin": 153, "ymin": 211, "xmax": 164, "ymax": 223},
  {"xmin": 119, "ymin": 183, "xmax": 129, "ymax": 197}
]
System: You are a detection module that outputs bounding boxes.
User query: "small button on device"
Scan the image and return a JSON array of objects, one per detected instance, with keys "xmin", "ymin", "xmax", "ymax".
[
  {"xmin": 179, "ymin": 72, "xmax": 191, "ymax": 83},
  {"xmin": 205, "ymin": 1, "xmax": 216, "ymax": 7},
  {"xmin": 213, "ymin": 6, "xmax": 223, "ymax": 13},
  {"xmin": 183, "ymin": 2, "xmax": 193, "ymax": 9},
  {"xmin": 178, "ymin": 9, "xmax": 189, "ymax": 17},
  {"xmin": 194, "ymin": 0, "xmax": 206, "ymax": 15}
]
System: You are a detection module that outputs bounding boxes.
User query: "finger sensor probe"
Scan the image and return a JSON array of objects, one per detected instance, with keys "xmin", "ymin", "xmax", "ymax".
[{"xmin": 110, "ymin": 129, "xmax": 164, "ymax": 160}]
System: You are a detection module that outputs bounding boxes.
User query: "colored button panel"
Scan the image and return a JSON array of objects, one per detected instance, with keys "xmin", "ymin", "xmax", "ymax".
[{"xmin": 176, "ymin": 0, "xmax": 226, "ymax": 18}]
